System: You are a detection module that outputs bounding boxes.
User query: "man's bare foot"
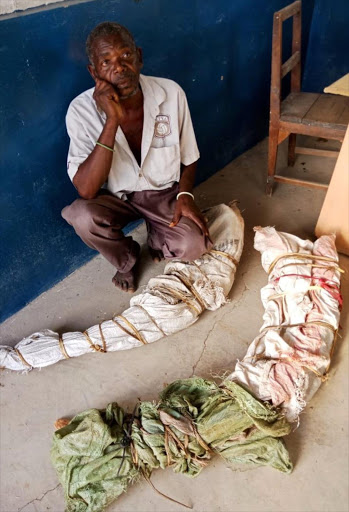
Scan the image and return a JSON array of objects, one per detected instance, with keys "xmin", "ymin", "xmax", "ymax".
[
  {"xmin": 149, "ymin": 247, "xmax": 164, "ymax": 263},
  {"xmin": 54, "ymin": 418, "xmax": 70, "ymax": 430},
  {"xmin": 112, "ymin": 268, "xmax": 136, "ymax": 293},
  {"xmin": 112, "ymin": 259, "xmax": 139, "ymax": 293},
  {"xmin": 112, "ymin": 244, "xmax": 140, "ymax": 293}
]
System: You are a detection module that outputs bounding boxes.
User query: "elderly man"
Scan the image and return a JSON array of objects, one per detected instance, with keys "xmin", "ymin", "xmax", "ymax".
[{"xmin": 62, "ymin": 22, "xmax": 211, "ymax": 293}]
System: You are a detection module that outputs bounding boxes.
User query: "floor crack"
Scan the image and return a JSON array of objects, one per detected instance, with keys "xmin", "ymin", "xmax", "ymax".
[
  {"xmin": 17, "ymin": 484, "xmax": 61, "ymax": 512},
  {"xmin": 190, "ymin": 278, "xmax": 252, "ymax": 378},
  {"xmin": 191, "ymin": 318, "xmax": 218, "ymax": 376},
  {"xmin": 229, "ymin": 279, "xmax": 250, "ymax": 310}
]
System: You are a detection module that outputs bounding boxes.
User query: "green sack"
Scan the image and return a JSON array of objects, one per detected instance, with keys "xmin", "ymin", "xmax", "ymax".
[{"xmin": 51, "ymin": 379, "xmax": 292, "ymax": 512}]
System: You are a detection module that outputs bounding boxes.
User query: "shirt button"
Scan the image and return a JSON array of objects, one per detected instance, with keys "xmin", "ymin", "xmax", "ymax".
[{"xmin": 139, "ymin": 172, "xmax": 143, "ymax": 178}]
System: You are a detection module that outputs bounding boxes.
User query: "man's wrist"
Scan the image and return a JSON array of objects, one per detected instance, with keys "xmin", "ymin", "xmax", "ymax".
[
  {"xmin": 105, "ymin": 116, "xmax": 119, "ymax": 129},
  {"xmin": 177, "ymin": 191, "xmax": 194, "ymax": 201}
]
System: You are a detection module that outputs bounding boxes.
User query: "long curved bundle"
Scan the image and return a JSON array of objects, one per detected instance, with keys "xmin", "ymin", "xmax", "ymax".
[
  {"xmin": 0, "ymin": 203, "xmax": 244, "ymax": 371},
  {"xmin": 228, "ymin": 227, "xmax": 342, "ymax": 422}
]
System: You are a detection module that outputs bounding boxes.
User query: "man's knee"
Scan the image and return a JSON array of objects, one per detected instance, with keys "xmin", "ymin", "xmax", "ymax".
[
  {"xmin": 61, "ymin": 205, "xmax": 72, "ymax": 223},
  {"xmin": 176, "ymin": 236, "xmax": 207, "ymax": 260},
  {"xmin": 61, "ymin": 199, "xmax": 97, "ymax": 233},
  {"xmin": 166, "ymin": 223, "xmax": 208, "ymax": 261}
]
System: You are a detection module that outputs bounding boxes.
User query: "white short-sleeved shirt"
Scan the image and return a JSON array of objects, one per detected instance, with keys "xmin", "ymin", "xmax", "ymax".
[{"xmin": 66, "ymin": 74, "xmax": 200, "ymax": 199}]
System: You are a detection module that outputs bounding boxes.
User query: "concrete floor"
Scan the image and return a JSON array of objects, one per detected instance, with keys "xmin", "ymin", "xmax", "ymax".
[{"xmin": 0, "ymin": 137, "xmax": 348, "ymax": 512}]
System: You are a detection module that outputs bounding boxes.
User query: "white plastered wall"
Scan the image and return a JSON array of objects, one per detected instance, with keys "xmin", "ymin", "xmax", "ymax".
[{"xmin": 0, "ymin": 0, "xmax": 66, "ymax": 15}]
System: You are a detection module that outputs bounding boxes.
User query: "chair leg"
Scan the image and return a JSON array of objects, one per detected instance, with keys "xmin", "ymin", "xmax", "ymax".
[
  {"xmin": 266, "ymin": 126, "xmax": 279, "ymax": 196},
  {"xmin": 288, "ymin": 133, "xmax": 297, "ymax": 166}
]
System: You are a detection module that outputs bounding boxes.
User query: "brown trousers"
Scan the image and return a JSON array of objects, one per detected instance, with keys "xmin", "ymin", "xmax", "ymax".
[{"xmin": 61, "ymin": 183, "xmax": 211, "ymax": 273}]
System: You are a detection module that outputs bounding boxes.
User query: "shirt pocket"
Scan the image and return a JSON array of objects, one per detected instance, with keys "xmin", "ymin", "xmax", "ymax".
[{"xmin": 143, "ymin": 144, "xmax": 181, "ymax": 188}]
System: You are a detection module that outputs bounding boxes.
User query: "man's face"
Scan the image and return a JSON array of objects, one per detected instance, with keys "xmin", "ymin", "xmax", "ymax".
[{"xmin": 89, "ymin": 33, "xmax": 143, "ymax": 98}]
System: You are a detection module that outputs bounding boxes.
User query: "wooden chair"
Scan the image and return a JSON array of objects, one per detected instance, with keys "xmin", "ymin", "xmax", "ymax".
[{"xmin": 266, "ymin": 0, "xmax": 349, "ymax": 195}]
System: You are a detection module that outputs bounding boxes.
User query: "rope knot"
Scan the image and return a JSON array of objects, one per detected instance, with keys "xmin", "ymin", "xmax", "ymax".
[{"xmin": 91, "ymin": 344, "xmax": 105, "ymax": 353}]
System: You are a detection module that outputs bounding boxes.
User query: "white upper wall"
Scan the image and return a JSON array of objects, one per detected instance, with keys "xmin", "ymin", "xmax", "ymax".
[{"xmin": 0, "ymin": 0, "xmax": 66, "ymax": 15}]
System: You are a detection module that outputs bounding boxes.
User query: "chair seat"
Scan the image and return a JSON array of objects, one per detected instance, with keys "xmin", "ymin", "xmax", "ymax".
[{"xmin": 280, "ymin": 92, "xmax": 349, "ymax": 131}]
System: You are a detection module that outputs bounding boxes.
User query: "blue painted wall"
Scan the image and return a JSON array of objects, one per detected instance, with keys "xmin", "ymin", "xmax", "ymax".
[
  {"xmin": 303, "ymin": 0, "xmax": 349, "ymax": 92},
  {"xmin": 0, "ymin": 0, "xmax": 315, "ymax": 322}
]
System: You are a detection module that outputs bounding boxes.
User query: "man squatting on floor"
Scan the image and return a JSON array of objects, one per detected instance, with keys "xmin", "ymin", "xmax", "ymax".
[{"xmin": 62, "ymin": 22, "xmax": 212, "ymax": 293}]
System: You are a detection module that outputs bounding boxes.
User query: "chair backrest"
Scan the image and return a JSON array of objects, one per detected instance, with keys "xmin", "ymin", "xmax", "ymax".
[{"xmin": 270, "ymin": 0, "xmax": 302, "ymax": 119}]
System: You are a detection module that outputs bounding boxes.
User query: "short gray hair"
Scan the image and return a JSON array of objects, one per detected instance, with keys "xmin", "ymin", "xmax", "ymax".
[{"xmin": 86, "ymin": 22, "xmax": 136, "ymax": 65}]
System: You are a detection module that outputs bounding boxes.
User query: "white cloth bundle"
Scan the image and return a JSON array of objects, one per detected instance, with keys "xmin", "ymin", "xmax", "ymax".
[
  {"xmin": 0, "ymin": 203, "xmax": 244, "ymax": 372},
  {"xmin": 228, "ymin": 227, "xmax": 342, "ymax": 422}
]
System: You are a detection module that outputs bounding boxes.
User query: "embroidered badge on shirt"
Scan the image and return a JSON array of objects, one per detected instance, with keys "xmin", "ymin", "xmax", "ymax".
[{"xmin": 154, "ymin": 115, "xmax": 171, "ymax": 138}]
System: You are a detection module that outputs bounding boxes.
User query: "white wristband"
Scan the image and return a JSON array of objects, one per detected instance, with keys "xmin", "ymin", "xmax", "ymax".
[{"xmin": 176, "ymin": 191, "xmax": 194, "ymax": 201}]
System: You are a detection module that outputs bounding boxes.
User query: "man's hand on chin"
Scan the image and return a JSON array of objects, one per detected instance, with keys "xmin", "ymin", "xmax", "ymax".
[
  {"xmin": 169, "ymin": 194, "xmax": 211, "ymax": 241},
  {"xmin": 93, "ymin": 78, "xmax": 125, "ymax": 123}
]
